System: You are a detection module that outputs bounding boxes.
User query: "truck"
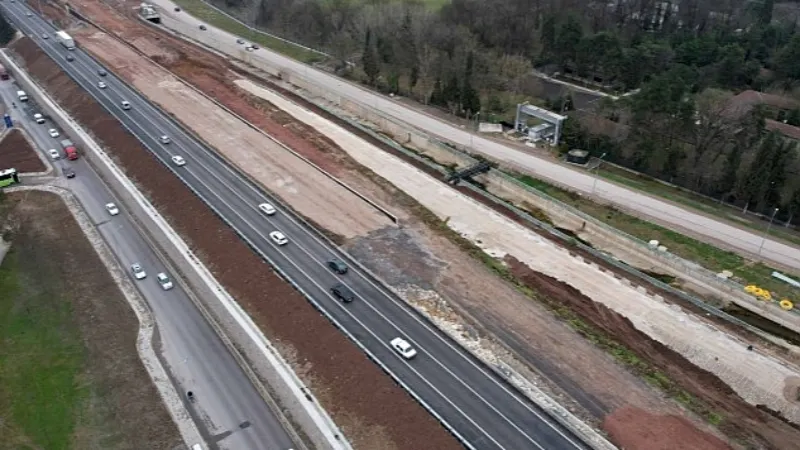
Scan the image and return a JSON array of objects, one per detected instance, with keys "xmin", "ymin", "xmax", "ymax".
[
  {"xmin": 60, "ymin": 139, "xmax": 79, "ymax": 160},
  {"xmin": 55, "ymin": 31, "xmax": 75, "ymax": 50},
  {"xmin": 0, "ymin": 64, "xmax": 8, "ymax": 80}
]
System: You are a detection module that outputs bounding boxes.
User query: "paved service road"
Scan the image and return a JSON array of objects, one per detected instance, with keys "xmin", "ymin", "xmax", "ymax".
[
  {"xmin": 148, "ymin": 0, "xmax": 800, "ymax": 271},
  {"xmin": 3, "ymin": 3, "xmax": 593, "ymax": 450},
  {"xmin": 0, "ymin": 70, "xmax": 295, "ymax": 450}
]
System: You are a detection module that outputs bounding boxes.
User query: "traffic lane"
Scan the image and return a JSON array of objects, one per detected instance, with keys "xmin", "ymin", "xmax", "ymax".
[
  {"xmin": 64, "ymin": 152, "xmax": 290, "ymax": 450},
  {"xmin": 15, "ymin": 9, "xmax": 580, "ymax": 446},
  {"xmin": 248, "ymin": 199, "xmax": 584, "ymax": 448},
  {"xmin": 162, "ymin": 154, "xmax": 513, "ymax": 449},
  {"xmin": 3, "ymin": 16, "xmax": 298, "ymax": 448},
  {"xmin": 62, "ymin": 34, "xmax": 570, "ymax": 450}
]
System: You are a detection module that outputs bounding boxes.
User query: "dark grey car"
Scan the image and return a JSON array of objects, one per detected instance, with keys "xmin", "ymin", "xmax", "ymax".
[
  {"xmin": 62, "ymin": 166, "xmax": 75, "ymax": 178},
  {"xmin": 327, "ymin": 258, "xmax": 348, "ymax": 274},
  {"xmin": 330, "ymin": 283, "xmax": 355, "ymax": 303}
]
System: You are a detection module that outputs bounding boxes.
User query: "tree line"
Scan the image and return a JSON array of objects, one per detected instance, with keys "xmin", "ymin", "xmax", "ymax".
[{"xmin": 211, "ymin": 0, "xmax": 800, "ymax": 223}]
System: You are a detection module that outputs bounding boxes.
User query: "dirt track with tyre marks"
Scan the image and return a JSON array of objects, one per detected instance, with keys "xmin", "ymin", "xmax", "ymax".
[{"xmin": 7, "ymin": 37, "xmax": 462, "ymax": 450}]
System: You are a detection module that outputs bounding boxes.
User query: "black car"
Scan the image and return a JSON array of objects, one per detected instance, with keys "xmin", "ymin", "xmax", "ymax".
[
  {"xmin": 98, "ymin": 69, "xmax": 107, "ymax": 77},
  {"xmin": 330, "ymin": 283, "xmax": 355, "ymax": 303},
  {"xmin": 66, "ymin": 55, "xmax": 74, "ymax": 62},
  {"xmin": 62, "ymin": 167, "xmax": 75, "ymax": 178},
  {"xmin": 199, "ymin": 24, "xmax": 207, "ymax": 30},
  {"xmin": 327, "ymin": 258, "xmax": 348, "ymax": 274}
]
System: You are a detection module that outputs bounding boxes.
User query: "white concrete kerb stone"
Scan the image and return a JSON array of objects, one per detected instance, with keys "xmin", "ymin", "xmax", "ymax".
[{"xmin": 0, "ymin": 51, "xmax": 346, "ymax": 450}]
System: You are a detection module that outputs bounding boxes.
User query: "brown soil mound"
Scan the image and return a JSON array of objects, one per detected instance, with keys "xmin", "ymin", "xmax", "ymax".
[
  {"xmin": 7, "ymin": 36, "xmax": 461, "ymax": 450},
  {"xmin": 604, "ymin": 406, "xmax": 731, "ymax": 450},
  {"xmin": 0, "ymin": 128, "xmax": 46, "ymax": 172},
  {"xmin": 506, "ymin": 256, "xmax": 800, "ymax": 449}
]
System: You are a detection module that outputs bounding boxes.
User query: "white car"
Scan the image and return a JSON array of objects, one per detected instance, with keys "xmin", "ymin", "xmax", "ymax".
[
  {"xmin": 33, "ymin": 113, "xmax": 44, "ymax": 124},
  {"xmin": 48, "ymin": 128, "xmax": 59, "ymax": 138},
  {"xmin": 48, "ymin": 148, "xmax": 60, "ymax": 160},
  {"xmin": 160, "ymin": 135, "xmax": 171, "ymax": 144},
  {"xmin": 258, "ymin": 202, "xmax": 276, "ymax": 215},
  {"xmin": 245, "ymin": 45, "xmax": 254, "ymax": 52},
  {"xmin": 171, "ymin": 155, "xmax": 186, "ymax": 166},
  {"xmin": 26, "ymin": 12, "xmax": 31, "ymax": 17},
  {"xmin": 131, "ymin": 263, "xmax": 147, "ymax": 280},
  {"xmin": 390, "ymin": 337, "xmax": 417, "ymax": 359},
  {"xmin": 105, "ymin": 202, "xmax": 120, "ymax": 216},
  {"xmin": 121, "ymin": 100, "xmax": 131, "ymax": 110},
  {"xmin": 42, "ymin": 33, "xmax": 48, "ymax": 39},
  {"xmin": 269, "ymin": 230, "xmax": 288, "ymax": 246},
  {"xmin": 157, "ymin": 272, "xmax": 174, "ymax": 290},
  {"xmin": 98, "ymin": 81, "xmax": 107, "ymax": 89}
]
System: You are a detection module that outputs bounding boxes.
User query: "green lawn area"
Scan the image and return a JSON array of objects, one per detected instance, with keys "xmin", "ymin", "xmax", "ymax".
[
  {"xmin": 514, "ymin": 174, "xmax": 800, "ymax": 301},
  {"xmin": 172, "ymin": 0, "xmax": 326, "ymax": 64},
  {"xmin": 0, "ymin": 245, "xmax": 85, "ymax": 449},
  {"xmin": 598, "ymin": 165, "xmax": 800, "ymax": 248}
]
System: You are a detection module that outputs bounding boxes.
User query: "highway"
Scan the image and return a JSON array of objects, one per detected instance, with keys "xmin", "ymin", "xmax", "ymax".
[
  {"xmin": 149, "ymin": 0, "xmax": 800, "ymax": 271},
  {"xmin": 0, "ymin": 63, "xmax": 296, "ymax": 449},
  {"xmin": 2, "ymin": 2, "xmax": 592, "ymax": 449}
]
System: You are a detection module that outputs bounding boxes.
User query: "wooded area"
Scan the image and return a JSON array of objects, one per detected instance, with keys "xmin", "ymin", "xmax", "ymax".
[{"xmin": 178, "ymin": 0, "xmax": 800, "ymax": 222}]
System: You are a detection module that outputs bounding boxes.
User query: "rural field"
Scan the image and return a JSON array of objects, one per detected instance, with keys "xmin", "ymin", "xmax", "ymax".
[{"xmin": 0, "ymin": 190, "xmax": 180, "ymax": 450}]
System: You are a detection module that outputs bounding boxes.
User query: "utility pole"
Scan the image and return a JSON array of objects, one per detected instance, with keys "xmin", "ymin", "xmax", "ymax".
[
  {"xmin": 591, "ymin": 152, "xmax": 607, "ymax": 196},
  {"xmin": 758, "ymin": 207, "xmax": 779, "ymax": 256}
]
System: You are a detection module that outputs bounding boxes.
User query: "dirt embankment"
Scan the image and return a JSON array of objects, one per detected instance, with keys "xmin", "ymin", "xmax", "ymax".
[
  {"xmin": 1, "ymin": 190, "xmax": 181, "ymax": 448},
  {"xmin": 6, "ymin": 36, "xmax": 461, "ymax": 450},
  {"xmin": 0, "ymin": 128, "xmax": 46, "ymax": 172},
  {"xmin": 506, "ymin": 256, "xmax": 800, "ymax": 449}
]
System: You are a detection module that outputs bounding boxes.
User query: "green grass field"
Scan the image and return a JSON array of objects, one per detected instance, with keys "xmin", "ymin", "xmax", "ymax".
[
  {"xmin": 0, "ymin": 245, "xmax": 85, "ymax": 450},
  {"xmin": 172, "ymin": 0, "xmax": 327, "ymax": 64}
]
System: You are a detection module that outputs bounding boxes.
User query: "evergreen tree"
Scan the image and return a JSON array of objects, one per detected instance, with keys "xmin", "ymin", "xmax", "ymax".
[
  {"xmin": 0, "ymin": 10, "xmax": 16, "ymax": 46},
  {"xmin": 461, "ymin": 52, "xmax": 481, "ymax": 115},
  {"xmin": 362, "ymin": 28, "xmax": 379, "ymax": 86}
]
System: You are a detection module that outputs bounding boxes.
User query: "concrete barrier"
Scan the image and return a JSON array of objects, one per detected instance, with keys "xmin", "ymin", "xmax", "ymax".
[{"xmin": 0, "ymin": 49, "xmax": 347, "ymax": 450}]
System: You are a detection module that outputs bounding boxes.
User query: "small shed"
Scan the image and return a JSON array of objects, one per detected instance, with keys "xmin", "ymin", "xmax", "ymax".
[{"xmin": 566, "ymin": 149, "xmax": 590, "ymax": 165}]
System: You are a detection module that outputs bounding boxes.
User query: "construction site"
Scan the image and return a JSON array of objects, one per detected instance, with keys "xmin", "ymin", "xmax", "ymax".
[{"xmin": 9, "ymin": 0, "xmax": 800, "ymax": 448}]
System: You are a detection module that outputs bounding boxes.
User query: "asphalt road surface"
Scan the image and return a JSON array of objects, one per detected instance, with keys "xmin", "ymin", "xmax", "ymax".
[
  {"xmin": 0, "ymin": 70, "xmax": 296, "ymax": 449},
  {"xmin": 2, "ymin": 3, "xmax": 593, "ymax": 449},
  {"xmin": 148, "ymin": 0, "xmax": 800, "ymax": 272}
]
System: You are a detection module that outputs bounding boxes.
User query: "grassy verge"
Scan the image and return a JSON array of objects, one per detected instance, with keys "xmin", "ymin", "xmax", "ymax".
[
  {"xmin": 0, "ymin": 238, "xmax": 86, "ymax": 449},
  {"xmin": 513, "ymin": 173, "xmax": 800, "ymax": 301},
  {"xmin": 171, "ymin": 0, "xmax": 326, "ymax": 64},
  {"xmin": 598, "ymin": 164, "xmax": 800, "ymax": 248}
]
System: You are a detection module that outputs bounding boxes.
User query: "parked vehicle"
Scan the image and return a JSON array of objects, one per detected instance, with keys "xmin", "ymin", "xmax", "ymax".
[{"xmin": 0, "ymin": 64, "xmax": 9, "ymax": 80}]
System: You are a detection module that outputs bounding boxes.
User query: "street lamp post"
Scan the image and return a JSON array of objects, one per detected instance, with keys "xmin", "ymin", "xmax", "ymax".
[
  {"xmin": 758, "ymin": 207, "xmax": 779, "ymax": 256},
  {"xmin": 591, "ymin": 152, "xmax": 607, "ymax": 196},
  {"xmin": 470, "ymin": 111, "xmax": 481, "ymax": 151}
]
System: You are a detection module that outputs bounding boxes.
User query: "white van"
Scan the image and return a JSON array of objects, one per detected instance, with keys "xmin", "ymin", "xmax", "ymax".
[{"xmin": 16, "ymin": 90, "xmax": 28, "ymax": 101}]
